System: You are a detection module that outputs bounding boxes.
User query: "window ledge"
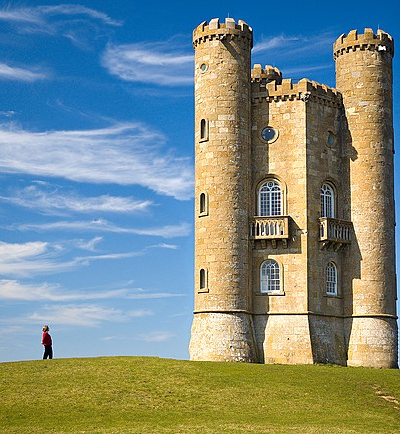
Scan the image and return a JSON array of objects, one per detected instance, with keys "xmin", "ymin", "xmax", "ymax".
[{"xmin": 255, "ymin": 291, "xmax": 285, "ymax": 296}]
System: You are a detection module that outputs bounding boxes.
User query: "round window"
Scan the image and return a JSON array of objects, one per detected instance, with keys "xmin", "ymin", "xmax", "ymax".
[{"xmin": 261, "ymin": 126, "xmax": 278, "ymax": 143}]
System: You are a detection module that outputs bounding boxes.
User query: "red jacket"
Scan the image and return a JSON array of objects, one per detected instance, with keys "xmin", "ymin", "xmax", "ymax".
[{"xmin": 42, "ymin": 331, "xmax": 52, "ymax": 346}]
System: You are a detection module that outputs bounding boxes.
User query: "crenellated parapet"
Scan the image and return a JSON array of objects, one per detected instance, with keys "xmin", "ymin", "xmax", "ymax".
[
  {"xmin": 334, "ymin": 28, "xmax": 394, "ymax": 59},
  {"xmin": 193, "ymin": 18, "xmax": 253, "ymax": 49},
  {"xmin": 252, "ymin": 78, "xmax": 342, "ymax": 107},
  {"xmin": 251, "ymin": 64, "xmax": 282, "ymax": 85}
]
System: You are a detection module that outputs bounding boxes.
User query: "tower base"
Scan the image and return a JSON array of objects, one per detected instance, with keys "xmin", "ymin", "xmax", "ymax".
[
  {"xmin": 345, "ymin": 317, "xmax": 398, "ymax": 368},
  {"xmin": 189, "ymin": 312, "xmax": 258, "ymax": 362}
]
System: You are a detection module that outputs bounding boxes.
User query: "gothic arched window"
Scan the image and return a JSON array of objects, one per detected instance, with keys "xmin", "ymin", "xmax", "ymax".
[
  {"xmin": 321, "ymin": 183, "xmax": 335, "ymax": 218},
  {"xmin": 260, "ymin": 259, "xmax": 280, "ymax": 293},
  {"xmin": 258, "ymin": 180, "xmax": 282, "ymax": 216}
]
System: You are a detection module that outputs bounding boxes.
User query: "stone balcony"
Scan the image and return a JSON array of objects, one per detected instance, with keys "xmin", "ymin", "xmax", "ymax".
[
  {"xmin": 250, "ymin": 216, "xmax": 290, "ymax": 248},
  {"xmin": 319, "ymin": 217, "xmax": 353, "ymax": 250}
]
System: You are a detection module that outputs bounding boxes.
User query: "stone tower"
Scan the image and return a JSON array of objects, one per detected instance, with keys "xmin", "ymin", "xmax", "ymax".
[
  {"xmin": 334, "ymin": 30, "xmax": 398, "ymax": 368},
  {"xmin": 189, "ymin": 18, "xmax": 257, "ymax": 362},
  {"xmin": 189, "ymin": 18, "xmax": 398, "ymax": 368}
]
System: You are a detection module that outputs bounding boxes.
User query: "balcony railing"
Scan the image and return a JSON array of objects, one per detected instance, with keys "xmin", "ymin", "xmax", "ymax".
[
  {"xmin": 250, "ymin": 216, "xmax": 290, "ymax": 240},
  {"xmin": 319, "ymin": 217, "xmax": 352, "ymax": 250}
]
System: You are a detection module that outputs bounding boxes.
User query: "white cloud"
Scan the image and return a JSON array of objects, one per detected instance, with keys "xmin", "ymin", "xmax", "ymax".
[
  {"xmin": 0, "ymin": 240, "xmax": 149, "ymax": 278},
  {"xmin": 252, "ymin": 32, "xmax": 335, "ymax": 81},
  {"xmin": 75, "ymin": 236, "xmax": 103, "ymax": 252},
  {"xmin": 28, "ymin": 304, "xmax": 123, "ymax": 326},
  {"xmin": 126, "ymin": 292, "xmax": 186, "ymax": 300},
  {"xmin": 0, "ymin": 184, "xmax": 153, "ymax": 214},
  {"xmin": 0, "ymin": 121, "xmax": 193, "ymax": 200},
  {"xmin": 138, "ymin": 331, "xmax": 174, "ymax": 342},
  {"xmin": 15, "ymin": 219, "xmax": 191, "ymax": 238},
  {"xmin": 253, "ymin": 35, "xmax": 300, "ymax": 54},
  {"xmin": 0, "ymin": 280, "xmax": 128, "ymax": 301},
  {"xmin": 0, "ymin": 240, "xmax": 50, "ymax": 261},
  {"xmin": 102, "ymin": 40, "xmax": 193, "ymax": 86},
  {"xmin": 283, "ymin": 64, "xmax": 331, "ymax": 75},
  {"xmin": 128, "ymin": 309, "xmax": 153, "ymax": 318},
  {"xmin": 0, "ymin": 63, "xmax": 49, "ymax": 81},
  {"xmin": 0, "ymin": 111, "xmax": 16, "ymax": 117},
  {"xmin": 37, "ymin": 5, "xmax": 122, "ymax": 27},
  {"xmin": 253, "ymin": 33, "xmax": 333, "ymax": 56},
  {"xmin": 0, "ymin": 4, "xmax": 122, "ymax": 40},
  {"xmin": 75, "ymin": 251, "xmax": 144, "ymax": 264},
  {"xmin": 147, "ymin": 243, "xmax": 178, "ymax": 250},
  {"xmin": 0, "ymin": 241, "xmax": 71, "ymax": 277}
]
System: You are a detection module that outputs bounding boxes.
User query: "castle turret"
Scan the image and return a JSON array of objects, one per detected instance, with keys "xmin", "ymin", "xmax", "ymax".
[
  {"xmin": 334, "ymin": 29, "xmax": 398, "ymax": 368},
  {"xmin": 189, "ymin": 18, "xmax": 257, "ymax": 362}
]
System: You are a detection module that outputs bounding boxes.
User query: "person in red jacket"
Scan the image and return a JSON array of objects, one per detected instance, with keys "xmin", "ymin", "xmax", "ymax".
[{"xmin": 41, "ymin": 325, "xmax": 53, "ymax": 359}]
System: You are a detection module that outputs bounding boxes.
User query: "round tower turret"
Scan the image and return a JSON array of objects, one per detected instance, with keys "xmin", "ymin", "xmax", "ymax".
[
  {"xmin": 334, "ymin": 29, "xmax": 398, "ymax": 368},
  {"xmin": 189, "ymin": 18, "xmax": 257, "ymax": 362}
]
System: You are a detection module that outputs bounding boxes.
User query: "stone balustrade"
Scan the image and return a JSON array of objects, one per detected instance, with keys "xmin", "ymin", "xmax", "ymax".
[
  {"xmin": 319, "ymin": 217, "xmax": 352, "ymax": 250},
  {"xmin": 250, "ymin": 216, "xmax": 289, "ymax": 240}
]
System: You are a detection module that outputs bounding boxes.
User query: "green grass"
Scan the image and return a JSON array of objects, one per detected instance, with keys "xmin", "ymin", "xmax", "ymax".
[{"xmin": 0, "ymin": 357, "xmax": 399, "ymax": 433}]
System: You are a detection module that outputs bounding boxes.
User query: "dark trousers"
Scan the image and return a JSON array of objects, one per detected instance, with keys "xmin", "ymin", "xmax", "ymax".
[{"xmin": 43, "ymin": 345, "xmax": 53, "ymax": 359}]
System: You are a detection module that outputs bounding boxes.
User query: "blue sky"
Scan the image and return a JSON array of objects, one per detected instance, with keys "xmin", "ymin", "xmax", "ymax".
[{"xmin": 0, "ymin": 0, "xmax": 399, "ymax": 362}]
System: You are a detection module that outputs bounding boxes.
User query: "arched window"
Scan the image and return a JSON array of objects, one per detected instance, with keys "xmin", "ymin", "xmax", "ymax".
[
  {"xmin": 200, "ymin": 119, "xmax": 208, "ymax": 141},
  {"xmin": 320, "ymin": 183, "xmax": 335, "ymax": 218},
  {"xmin": 258, "ymin": 181, "xmax": 282, "ymax": 216},
  {"xmin": 200, "ymin": 268, "xmax": 207, "ymax": 290},
  {"xmin": 260, "ymin": 259, "xmax": 280, "ymax": 293},
  {"xmin": 199, "ymin": 193, "xmax": 206, "ymax": 214},
  {"xmin": 326, "ymin": 262, "xmax": 337, "ymax": 295}
]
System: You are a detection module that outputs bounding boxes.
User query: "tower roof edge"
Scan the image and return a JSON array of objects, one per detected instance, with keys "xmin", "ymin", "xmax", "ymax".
[
  {"xmin": 193, "ymin": 18, "xmax": 253, "ymax": 49},
  {"xmin": 333, "ymin": 28, "xmax": 394, "ymax": 59}
]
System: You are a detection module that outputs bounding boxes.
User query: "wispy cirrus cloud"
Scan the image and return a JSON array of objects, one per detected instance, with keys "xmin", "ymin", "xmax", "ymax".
[
  {"xmin": 0, "ymin": 4, "xmax": 122, "ymax": 47},
  {"xmin": 0, "ymin": 241, "xmax": 69, "ymax": 277},
  {"xmin": 28, "ymin": 304, "xmax": 124, "ymax": 326},
  {"xmin": 0, "ymin": 184, "xmax": 153, "ymax": 215},
  {"xmin": 126, "ymin": 292, "xmax": 186, "ymax": 300},
  {"xmin": 0, "ymin": 121, "xmax": 193, "ymax": 200},
  {"xmin": 0, "ymin": 240, "xmax": 144, "ymax": 278},
  {"xmin": 0, "ymin": 110, "xmax": 16, "ymax": 117},
  {"xmin": 75, "ymin": 236, "xmax": 103, "ymax": 251},
  {"xmin": 0, "ymin": 279, "xmax": 128, "ymax": 301},
  {"xmin": 0, "ymin": 63, "xmax": 49, "ymax": 81},
  {"xmin": 102, "ymin": 40, "xmax": 193, "ymax": 86},
  {"xmin": 252, "ymin": 35, "xmax": 301, "ymax": 54},
  {"xmin": 253, "ymin": 32, "xmax": 333, "ymax": 56},
  {"xmin": 138, "ymin": 331, "xmax": 174, "ymax": 342},
  {"xmin": 252, "ymin": 32, "xmax": 335, "ymax": 80},
  {"xmin": 37, "ymin": 4, "xmax": 122, "ymax": 26},
  {"xmin": 14, "ymin": 219, "xmax": 191, "ymax": 239},
  {"xmin": 148, "ymin": 243, "xmax": 178, "ymax": 250}
]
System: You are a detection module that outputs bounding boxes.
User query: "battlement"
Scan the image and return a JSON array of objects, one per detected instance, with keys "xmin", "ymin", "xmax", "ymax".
[
  {"xmin": 251, "ymin": 64, "xmax": 282, "ymax": 84},
  {"xmin": 193, "ymin": 18, "xmax": 253, "ymax": 49},
  {"xmin": 252, "ymin": 78, "xmax": 342, "ymax": 106},
  {"xmin": 334, "ymin": 28, "xmax": 394, "ymax": 59}
]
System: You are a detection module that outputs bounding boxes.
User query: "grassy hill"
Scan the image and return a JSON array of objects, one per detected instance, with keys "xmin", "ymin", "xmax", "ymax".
[{"xmin": 0, "ymin": 357, "xmax": 399, "ymax": 433}]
